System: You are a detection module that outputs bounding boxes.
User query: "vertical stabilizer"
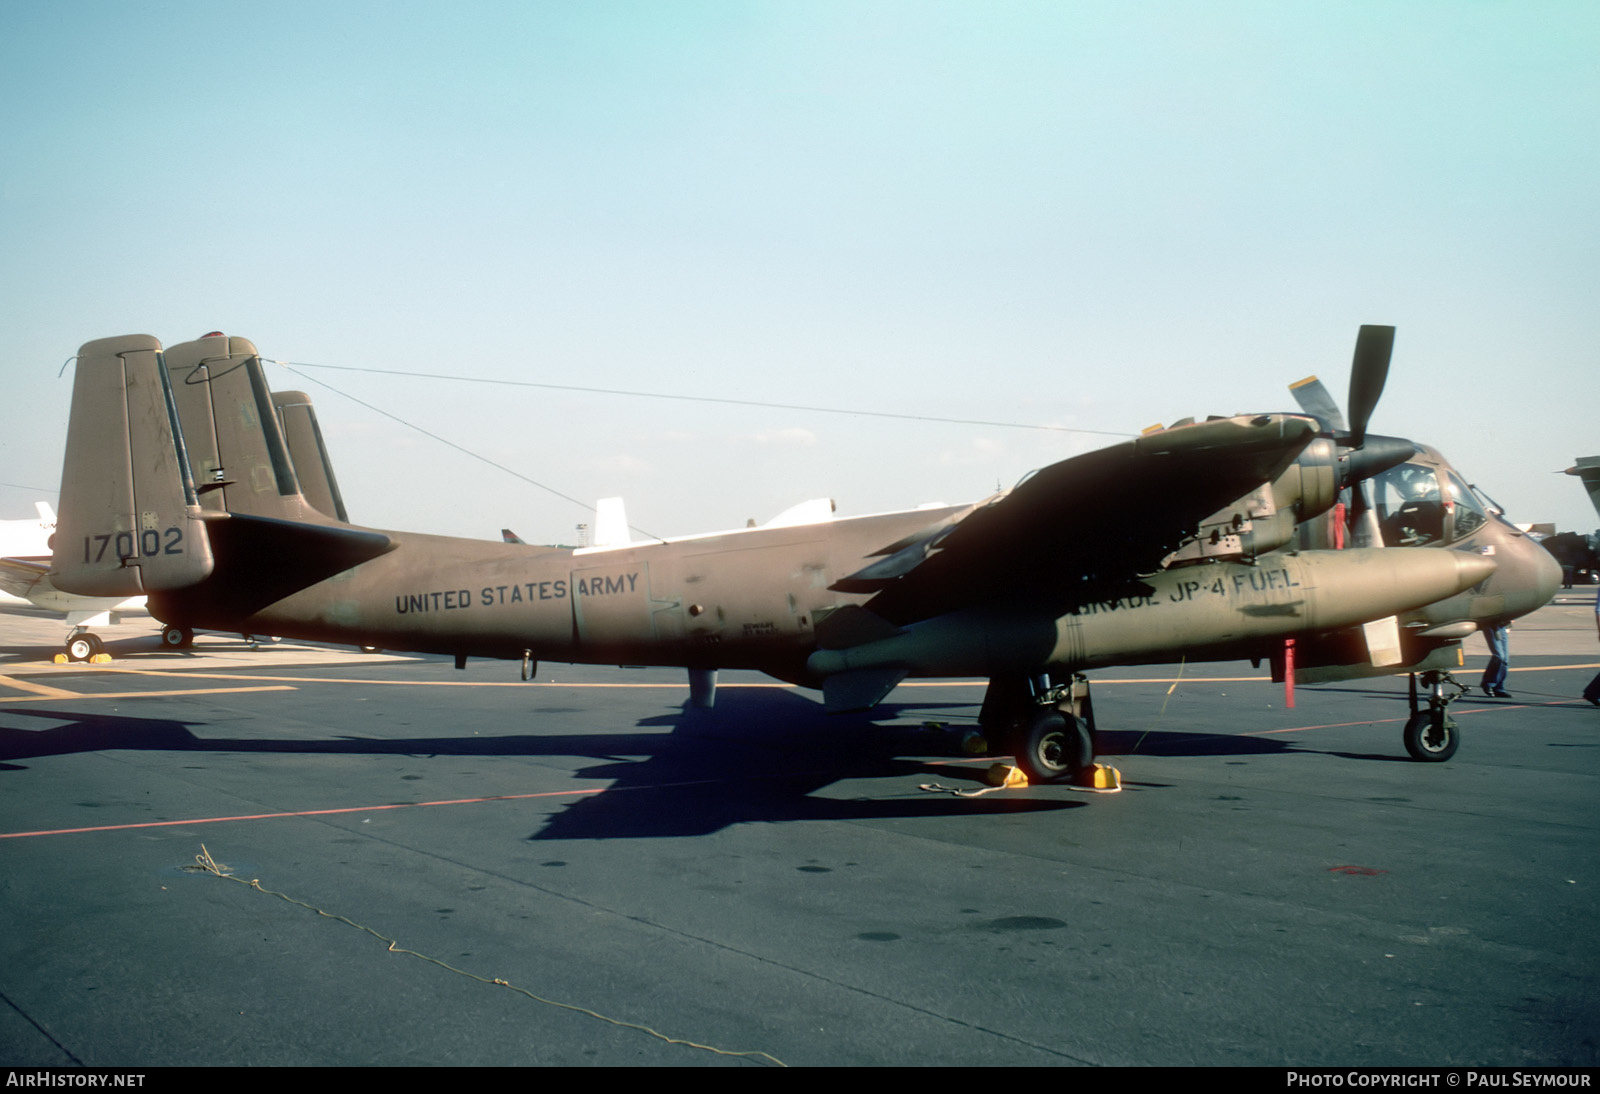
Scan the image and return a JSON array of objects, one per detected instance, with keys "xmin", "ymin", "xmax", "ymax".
[
  {"xmin": 165, "ymin": 334, "xmax": 317, "ymax": 521},
  {"xmin": 594, "ymin": 497, "xmax": 630, "ymax": 548},
  {"xmin": 273, "ymin": 390, "xmax": 351, "ymax": 522},
  {"xmin": 52, "ymin": 335, "xmax": 215, "ymax": 597}
]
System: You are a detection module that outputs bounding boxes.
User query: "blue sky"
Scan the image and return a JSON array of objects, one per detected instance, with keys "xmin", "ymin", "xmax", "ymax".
[{"xmin": 2, "ymin": 1, "xmax": 1595, "ymax": 541}]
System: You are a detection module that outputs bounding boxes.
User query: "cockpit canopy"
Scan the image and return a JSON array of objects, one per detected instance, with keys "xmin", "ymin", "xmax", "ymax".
[{"xmin": 1371, "ymin": 462, "xmax": 1494, "ymax": 546}]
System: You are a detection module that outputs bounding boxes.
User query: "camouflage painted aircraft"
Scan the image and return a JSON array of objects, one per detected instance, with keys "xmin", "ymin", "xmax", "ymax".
[
  {"xmin": 48, "ymin": 328, "xmax": 1558, "ymax": 779},
  {"xmin": 2, "ymin": 346, "xmax": 348, "ymax": 659}
]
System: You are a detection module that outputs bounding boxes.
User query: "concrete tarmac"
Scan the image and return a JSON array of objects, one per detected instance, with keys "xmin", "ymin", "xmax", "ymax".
[{"xmin": 1, "ymin": 597, "xmax": 1596, "ymax": 1067}]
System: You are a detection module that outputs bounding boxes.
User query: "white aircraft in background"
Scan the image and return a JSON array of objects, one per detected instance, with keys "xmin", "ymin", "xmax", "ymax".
[{"xmin": 0, "ymin": 501, "xmax": 146, "ymax": 659}]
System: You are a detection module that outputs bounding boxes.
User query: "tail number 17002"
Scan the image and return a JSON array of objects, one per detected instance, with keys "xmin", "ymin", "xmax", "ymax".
[{"xmin": 84, "ymin": 528, "xmax": 184, "ymax": 561}]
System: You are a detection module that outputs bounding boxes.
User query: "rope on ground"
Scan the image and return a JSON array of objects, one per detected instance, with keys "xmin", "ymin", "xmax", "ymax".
[
  {"xmin": 917, "ymin": 781, "xmax": 1012, "ymax": 797},
  {"xmin": 1130, "ymin": 655, "xmax": 1187, "ymax": 755},
  {"xmin": 188, "ymin": 845, "xmax": 786, "ymax": 1067}
]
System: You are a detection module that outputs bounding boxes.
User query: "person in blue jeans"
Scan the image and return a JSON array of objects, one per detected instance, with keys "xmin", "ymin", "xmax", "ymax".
[
  {"xmin": 1480, "ymin": 622, "xmax": 1512, "ymax": 698},
  {"xmin": 1584, "ymin": 598, "xmax": 1600, "ymax": 707}
]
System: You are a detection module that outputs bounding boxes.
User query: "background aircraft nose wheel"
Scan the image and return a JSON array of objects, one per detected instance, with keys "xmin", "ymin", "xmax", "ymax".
[
  {"xmin": 66, "ymin": 634, "xmax": 102, "ymax": 662},
  {"xmin": 161, "ymin": 625, "xmax": 194, "ymax": 649},
  {"xmin": 1013, "ymin": 708, "xmax": 1093, "ymax": 784}
]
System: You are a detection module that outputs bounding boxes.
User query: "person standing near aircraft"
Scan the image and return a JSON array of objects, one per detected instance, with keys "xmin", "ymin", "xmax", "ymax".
[
  {"xmin": 1480, "ymin": 622, "xmax": 1512, "ymax": 699},
  {"xmin": 1583, "ymin": 597, "xmax": 1600, "ymax": 707}
]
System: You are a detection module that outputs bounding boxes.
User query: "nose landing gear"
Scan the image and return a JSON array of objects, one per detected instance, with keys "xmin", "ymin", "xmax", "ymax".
[{"xmin": 1403, "ymin": 669, "xmax": 1465, "ymax": 762}]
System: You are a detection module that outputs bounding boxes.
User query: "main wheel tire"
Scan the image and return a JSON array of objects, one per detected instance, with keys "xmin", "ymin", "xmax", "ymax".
[
  {"xmin": 67, "ymin": 635, "xmax": 96, "ymax": 662},
  {"xmin": 1404, "ymin": 709, "xmax": 1459, "ymax": 762},
  {"xmin": 1014, "ymin": 709, "xmax": 1093, "ymax": 785},
  {"xmin": 161, "ymin": 625, "xmax": 193, "ymax": 649}
]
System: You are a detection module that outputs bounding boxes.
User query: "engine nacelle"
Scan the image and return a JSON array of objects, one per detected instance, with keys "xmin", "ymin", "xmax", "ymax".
[{"xmin": 1166, "ymin": 438, "xmax": 1340, "ymax": 565}]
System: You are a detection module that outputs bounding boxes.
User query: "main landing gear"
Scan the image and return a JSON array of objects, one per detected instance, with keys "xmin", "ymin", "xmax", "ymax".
[
  {"xmin": 980, "ymin": 672, "xmax": 1097, "ymax": 785},
  {"xmin": 1404, "ymin": 669, "xmax": 1465, "ymax": 762}
]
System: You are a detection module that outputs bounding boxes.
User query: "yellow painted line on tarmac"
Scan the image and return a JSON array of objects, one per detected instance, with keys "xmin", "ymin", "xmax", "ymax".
[
  {"xmin": 0, "ymin": 673, "xmax": 79, "ymax": 699},
  {"xmin": 0, "ymin": 685, "xmax": 297, "ymax": 705},
  {"xmin": 85, "ymin": 669, "xmax": 793, "ymax": 688}
]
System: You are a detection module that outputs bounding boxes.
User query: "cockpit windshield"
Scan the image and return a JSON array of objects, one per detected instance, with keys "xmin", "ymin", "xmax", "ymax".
[
  {"xmin": 1470, "ymin": 483, "xmax": 1521, "ymax": 531},
  {"xmin": 1373, "ymin": 463, "xmax": 1445, "ymax": 546},
  {"xmin": 1371, "ymin": 462, "xmax": 1499, "ymax": 545},
  {"xmin": 1445, "ymin": 473, "xmax": 1489, "ymax": 539}
]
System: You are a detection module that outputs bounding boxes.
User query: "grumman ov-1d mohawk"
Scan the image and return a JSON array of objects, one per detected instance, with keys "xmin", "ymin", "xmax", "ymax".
[{"xmin": 51, "ymin": 327, "xmax": 1558, "ymax": 779}]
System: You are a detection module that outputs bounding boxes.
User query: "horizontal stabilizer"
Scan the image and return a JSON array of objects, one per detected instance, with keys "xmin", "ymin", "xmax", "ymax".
[
  {"xmin": 184, "ymin": 512, "xmax": 395, "ymax": 619},
  {"xmin": 822, "ymin": 667, "xmax": 908, "ymax": 713}
]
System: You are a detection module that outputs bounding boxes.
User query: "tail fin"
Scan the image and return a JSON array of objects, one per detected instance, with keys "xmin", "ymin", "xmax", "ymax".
[
  {"xmin": 52, "ymin": 335, "xmax": 215, "ymax": 597},
  {"xmin": 164, "ymin": 333, "xmax": 322, "ymax": 523},
  {"xmin": 272, "ymin": 390, "xmax": 350, "ymax": 522},
  {"xmin": 1567, "ymin": 456, "xmax": 1600, "ymax": 520}
]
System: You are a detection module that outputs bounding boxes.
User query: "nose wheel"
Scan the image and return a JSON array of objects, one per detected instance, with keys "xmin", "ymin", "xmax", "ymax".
[{"xmin": 1404, "ymin": 670, "xmax": 1464, "ymax": 762}]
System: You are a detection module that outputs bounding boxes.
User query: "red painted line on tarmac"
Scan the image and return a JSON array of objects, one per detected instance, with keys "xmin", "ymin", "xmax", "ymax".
[
  {"xmin": 1244, "ymin": 717, "xmax": 1405, "ymax": 736},
  {"xmin": 1243, "ymin": 697, "xmax": 1590, "ymax": 736}
]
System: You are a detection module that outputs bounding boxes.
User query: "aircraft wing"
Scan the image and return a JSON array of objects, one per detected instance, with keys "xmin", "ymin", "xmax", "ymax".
[
  {"xmin": 837, "ymin": 414, "xmax": 1319, "ymax": 624},
  {"xmin": 0, "ymin": 556, "xmax": 51, "ymax": 602}
]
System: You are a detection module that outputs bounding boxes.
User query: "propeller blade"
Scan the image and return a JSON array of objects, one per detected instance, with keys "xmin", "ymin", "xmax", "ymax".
[
  {"xmin": 1288, "ymin": 375, "xmax": 1346, "ymax": 433},
  {"xmin": 1346, "ymin": 325, "xmax": 1395, "ymax": 448}
]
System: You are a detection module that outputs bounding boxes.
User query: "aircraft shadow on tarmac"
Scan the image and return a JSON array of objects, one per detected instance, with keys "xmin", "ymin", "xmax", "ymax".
[
  {"xmin": 0, "ymin": 689, "xmax": 1090, "ymax": 839},
  {"xmin": 4, "ymin": 680, "xmax": 1428, "ymax": 837}
]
